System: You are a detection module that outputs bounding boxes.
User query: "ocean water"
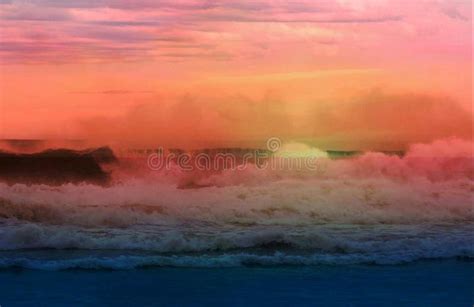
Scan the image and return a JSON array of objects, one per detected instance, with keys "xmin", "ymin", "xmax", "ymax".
[
  {"xmin": 0, "ymin": 139, "xmax": 473, "ymax": 305},
  {"xmin": 1, "ymin": 260, "xmax": 473, "ymax": 306}
]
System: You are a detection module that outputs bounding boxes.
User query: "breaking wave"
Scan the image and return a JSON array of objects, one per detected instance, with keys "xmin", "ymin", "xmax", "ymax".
[
  {"xmin": 1, "ymin": 251, "xmax": 473, "ymax": 271},
  {"xmin": 0, "ymin": 138, "xmax": 472, "ymax": 269}
]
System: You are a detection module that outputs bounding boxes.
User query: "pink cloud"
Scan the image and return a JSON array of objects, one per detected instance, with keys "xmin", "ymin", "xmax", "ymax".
[{"xmin": 2, "ymin": 0, "xmax": 469, "ymax": 64}]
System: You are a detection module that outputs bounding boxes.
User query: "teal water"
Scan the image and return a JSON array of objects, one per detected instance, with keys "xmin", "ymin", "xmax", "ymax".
[{"xmin": 1, "ymin": 259, "xmax": 472, "ymax": 306}]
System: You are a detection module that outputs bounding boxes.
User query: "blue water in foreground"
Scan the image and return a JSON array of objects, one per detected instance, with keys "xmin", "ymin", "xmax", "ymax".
[{"xmin": 1, "ymin": 259, "xmax": 472, "ymax": 306}]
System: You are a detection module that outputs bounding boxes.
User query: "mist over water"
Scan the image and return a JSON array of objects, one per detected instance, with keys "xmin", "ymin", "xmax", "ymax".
[{"xmin": 0, "ymin": 138, "xmax": 472, "ymax": 270}]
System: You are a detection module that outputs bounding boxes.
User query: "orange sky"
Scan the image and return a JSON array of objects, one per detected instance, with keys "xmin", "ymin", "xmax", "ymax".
[{"xmin": 0, "ymin": 0, "xmax": 472, "ymax": 150}]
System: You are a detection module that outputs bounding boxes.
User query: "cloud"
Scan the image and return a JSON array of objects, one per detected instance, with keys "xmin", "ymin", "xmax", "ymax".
[
  {"xmin": 0, "ymin": 3, "xmax": 72, "ymax": 21},
  {"xmin": 191, "ymin": 12, "xmax": 402, "ymax": 23},
  {"xmin": 0, "ymin": 40, "xmax": 155, "ymax": 64},
  {"xmin": 0, "ymin": 0, "xmax": 470, "ymax": 65},
  {"xmin": 66, "ymin": 28, "xmax": 182, "ymax": 43},
  {"xmin": 4, "ymin": 0, "xmax": 306, "ymax": 11},
  {"xmin": 70, "ymin": 90, "xmax": 155, "ymax": 95},
  {"xmin": 441, "ymin": 7, "xmax": 468, "ymax": 21}
]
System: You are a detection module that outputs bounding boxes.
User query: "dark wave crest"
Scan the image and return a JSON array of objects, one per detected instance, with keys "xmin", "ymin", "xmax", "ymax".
[{"xmin": 0, "ymin": 147, "xmax": 116, "ymax": 186}]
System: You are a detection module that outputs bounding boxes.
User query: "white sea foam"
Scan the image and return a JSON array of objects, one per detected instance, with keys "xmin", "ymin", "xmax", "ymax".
[
  {"xmin": 0, "ymin": 245, "xmax": 473, "ymax": 270},
  {"xmin": 0, "ymin": 138, "xmax": 472, "ymax": 268}
]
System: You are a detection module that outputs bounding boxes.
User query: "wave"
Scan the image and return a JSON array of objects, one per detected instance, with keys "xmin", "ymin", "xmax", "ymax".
[
  {"xmin": 0, "ymin": 221, "xmax": 472, "ymax": 252},
  {"xmin": 0, "ymin": 250, "xmax": 473, "ymax": 270},
  {"xmin": 0, "ymin": 169, "xmax": 472, "ymax": 228},
  {"xmin": 0, "ymin": 147, "xmax": 116, "ymax": 186},
  {"xmin": 0, "ymin": 138, "xmax": 472, "ymax": 269}
]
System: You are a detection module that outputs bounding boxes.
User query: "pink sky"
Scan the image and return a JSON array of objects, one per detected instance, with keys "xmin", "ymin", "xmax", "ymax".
[{"xmin": 0, "ymin": 0, "xmax": 472, "ymax": 149}]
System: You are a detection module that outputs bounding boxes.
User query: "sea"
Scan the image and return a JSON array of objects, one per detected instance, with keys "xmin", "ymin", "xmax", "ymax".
[{"xmin": 0, "ymin": 138, "xmax": 472, "ymax": 306}]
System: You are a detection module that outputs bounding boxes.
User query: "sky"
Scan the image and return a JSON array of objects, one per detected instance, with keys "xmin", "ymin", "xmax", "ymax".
[{"xmin": 0, "ymin": 0, "xmax": 472, "ymax": 150}]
